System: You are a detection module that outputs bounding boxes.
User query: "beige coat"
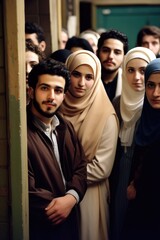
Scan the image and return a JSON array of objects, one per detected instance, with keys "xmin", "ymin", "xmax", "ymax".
[{"xmin": 80, "ymin": 115, "xmax": 118, "ymax": 240}]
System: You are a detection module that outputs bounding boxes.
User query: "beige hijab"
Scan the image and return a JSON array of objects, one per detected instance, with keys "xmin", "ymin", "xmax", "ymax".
[
  {"xmin": 119, "ymin": 47, "xmax": 156, "ymax": 146},
  {"xmin": 60, "ymin": 50, "xmax": 117, "ymax": 161}
]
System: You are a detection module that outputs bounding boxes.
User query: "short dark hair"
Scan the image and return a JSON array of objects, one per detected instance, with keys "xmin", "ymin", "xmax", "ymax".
[
  {"xmin": 65, "ymin": 36, "xmax": 94, "ymax": 53},
  {"xmin": 97, "ymin": 29, "xmax": 129, "ymax": 55},
  {"xmin": 28, "ymin": 58, "xmax": 70, "ymax": 92},
  {"xmin": 50, "ymin": 49, "xmax": 72, "ymax": 63},
  {"xmin": 136, "ymin": 25, "xmax": 160, "ymax": 46},
  {"xmin": 25, "ymin": 39, "xmax": 46, "ymax": 61},
  {"xmin": 25, "ymin": 22, "xmax": 45, "ymax": 43}
]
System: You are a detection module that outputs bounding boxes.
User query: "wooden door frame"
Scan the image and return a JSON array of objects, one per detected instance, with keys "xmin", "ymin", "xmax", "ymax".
[{"xmin": 3, "ymin": 0, "xmax": 28, "ymax": 239}]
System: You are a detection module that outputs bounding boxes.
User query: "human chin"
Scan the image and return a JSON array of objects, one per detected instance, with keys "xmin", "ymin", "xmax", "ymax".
[
  {"xmin": 134, "ymin": 85, "xmax": 144, "ymax": 92},
  {"xmin": 33, "ymin": 98, "xmax": 55, "ymax": 118},
  {"xmin": 148, "ymin": 99, "xmax": 160, "ymax": 109}
]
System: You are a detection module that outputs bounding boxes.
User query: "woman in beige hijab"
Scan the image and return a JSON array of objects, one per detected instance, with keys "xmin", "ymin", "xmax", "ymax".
[
  {"xmin": 110, "ymin": 47, "xmax": 156, "ymax": 240},
  {"xmin": 59, "ymin": 50, "xmax": 119, "ymax": 240}
]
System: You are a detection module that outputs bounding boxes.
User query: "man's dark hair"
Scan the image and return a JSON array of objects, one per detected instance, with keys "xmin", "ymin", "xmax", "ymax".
[
  {"xmin": 65, "ymin": 36, "xmax": 94, "ymax": 53},
  {"xmin": 26, "ymin": 39, "xmax": 46, "ymax": 61},
  {"xmin": 136, "ymin": 25, "xmax": 160, "ymax": 46},
  {"xmin": 50, "ymin": 49, "xmax": 72, "ymax": 63},
  {"xmin": 97, "ymin": 29, "xmax": 129, "ymax": 55},
  {"xmin": 25, "ymin": 22, "xmax": 45, "ymax": 43},
  {"xmin": 28, "ymin": 58, "xmax": 70, "ymax": 92}
]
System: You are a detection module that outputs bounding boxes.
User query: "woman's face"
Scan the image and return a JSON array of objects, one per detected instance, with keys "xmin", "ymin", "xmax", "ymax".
[
  {"xmin": 146, "ymin": 72, "xmax": 160, "ymax": 109},
  {"xmin": 126, "ymin": 58, "xmax": 148, "ymax": 91},
  {"xmin": 69, "ymin": 64, "xmax": 94, "ymax": 97},
  {"xmin": 26, "ymin": 51, "xmax": 39, "ymax": 83}
]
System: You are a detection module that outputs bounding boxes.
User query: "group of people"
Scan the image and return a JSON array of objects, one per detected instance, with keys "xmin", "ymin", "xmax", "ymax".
[{"xmin": 25, "ymin": 21, "xmax": 160, "ymax": 240}]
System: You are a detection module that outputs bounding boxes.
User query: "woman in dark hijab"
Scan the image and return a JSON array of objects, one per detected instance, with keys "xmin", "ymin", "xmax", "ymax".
[
  {"xmin": 65, "ymin": 36, "xmax": 94, "ymax": 53},
  {"xmin": 49, "ymin": 49, "xmax": 72, "ymax": 63},
  {"xmin": 123, "ymin": 58, "xmax": 160, "ymax": 240}
]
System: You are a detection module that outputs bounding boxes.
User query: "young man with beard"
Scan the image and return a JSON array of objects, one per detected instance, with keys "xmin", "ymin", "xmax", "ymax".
[
  {"xmin": 97, "ymin": 29, "xmax": 128, "ymax": 102},
  {"xmin": 27, "ymin": 58, "xmax": 87, "ymax": 240}
]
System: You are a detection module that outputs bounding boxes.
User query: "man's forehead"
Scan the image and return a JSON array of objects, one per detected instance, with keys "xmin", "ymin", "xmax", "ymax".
[
  {"xmin": 25, "ymin": 33, "xmax": 39, "ymax": 44},
  {"xmin": 142, "ymin": 35, "xmax": 160, "ymax": 41},
  {"xmin": 102, "ymin": 39, "xmax": 124, "ymax": 51},
  {"xmin": 37, "ymin": 74, "xmax": 65, "ymax": 87}
]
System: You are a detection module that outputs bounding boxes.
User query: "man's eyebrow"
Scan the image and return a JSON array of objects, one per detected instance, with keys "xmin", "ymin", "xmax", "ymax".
[
  {"xmin": 55, "ymin": 86, "xmax": 64, "ymax": 89},
  {"xmin": 102, "ymin": 46, "xmax": 122, "ymax": 51},
  {"xmin": 39, "ymin": 83, "xmax": 50, "ymax": 87},
  {"xmin": 29, "ymin": 60, "xmax": 38, "ymax": 63},
  {"xmin": 39, "ymin": 83, "xmax": 64, "ymax": 89},
  {"xmin": 102, "ymin": 46, "xmax": 110, "ymax": 49}
]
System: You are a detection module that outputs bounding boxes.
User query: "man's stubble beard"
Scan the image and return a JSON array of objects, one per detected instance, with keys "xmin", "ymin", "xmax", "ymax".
[
  {"xmin": 32, "ymin": 95, "xmax": 59, "ymax": 118},
  {"xmin": 101, "ymin": 65, "xmax": 119, "ymax": 75}
]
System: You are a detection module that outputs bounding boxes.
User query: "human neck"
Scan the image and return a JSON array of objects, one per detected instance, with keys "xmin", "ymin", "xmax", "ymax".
[
  {"xmin": 102, "ymin": 69, "xmax": 118, "ymax": 84},
  {"xmin": 31, "ymin": 104, "xmax": 53, "ymax": 126}
]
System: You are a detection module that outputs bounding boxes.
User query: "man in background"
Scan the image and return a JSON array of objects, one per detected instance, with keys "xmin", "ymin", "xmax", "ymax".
[
  {"xmin": 136, "ymin": 25, "xmax": 160, "ymax": 58},
  {"xmin": 97, "ymin": 29, "xmax": 128, "ymax": 102},
  {"xmin": 59, "ymin": 28, "xmax": 69, "ymax": 49},
  {"xmin": 25, "ymin": 21, "xmax": 46, "ymax": 52}
]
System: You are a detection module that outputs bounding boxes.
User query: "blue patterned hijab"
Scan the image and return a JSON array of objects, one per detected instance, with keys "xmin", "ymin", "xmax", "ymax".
[{"xmin": 136, "ymin": 58, "xmax": 160, "ymax": 146}]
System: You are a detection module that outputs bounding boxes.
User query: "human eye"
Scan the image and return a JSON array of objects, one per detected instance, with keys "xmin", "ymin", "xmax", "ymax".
[
  {"xmin": 30, "ymin": 64, "xmax": 35, "ymax": 68},
  {"xmin": 85, "ymin": 74, "xmax": 94, "ymax": 81},
  {"xmin": 55, "ymin": 87, "xmax": 64, "ymax": 94},
  {"xmin": 71, "ymin": 71, "xmax": 81, "ymax": 78},
  {"xmin": 102, "ymin": 47, "xmax": 109, "ymax": 53},
  {"xmin": 114, "ymin": 50, "xmax": 122, "ymax": 55},
  {"xmin": 30, "ymin": 61, "xmax": 38, "ymax": 69},
  {"xmin": 146, "ymin": 81, "xmax": 155, "ymax": 89},
  {"xmin": 140, "ymin": 68, "xmax": 145, "ymax": 75},
  {"xmin": 127, "ymin": 67, "xmax": 134, "ymax": 73},
  {"xmin": 40, "ymin": 85, "xmax": 49, "ymax": 91},
  {"xmin": 142, "ymin": 42, "xmax": 148, "ymax": 47},
  {"xmin": 152, "ymin": 41, "xmax": 159, "ymax": 46}
]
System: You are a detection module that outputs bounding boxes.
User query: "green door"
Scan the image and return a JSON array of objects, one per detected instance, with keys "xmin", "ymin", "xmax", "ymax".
[{"xmin": 96, "ymin": 5, "xmax": 160, "ymax": 49}]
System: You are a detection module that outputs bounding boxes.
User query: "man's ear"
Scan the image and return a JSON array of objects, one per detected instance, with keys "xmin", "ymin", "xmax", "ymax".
[
  {"xmin": 39, "ymin": 41, "xmax": 46, "ymax": 51},
  {"xmin": 28, "ymin": 87, "xmax": 34, "ymax": 99}
]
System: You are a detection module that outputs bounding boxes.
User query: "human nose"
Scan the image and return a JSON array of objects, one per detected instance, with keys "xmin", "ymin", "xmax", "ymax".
[
  {"xmin": 108, "ymin": 51, "xmax": 114, "ymax": 58},
  {"xmin": 48, "ymin": 89, "xmax": 55, "ymax": 99},
  {"xmin": 148, "ymin": 43, "xmax": 153, "ymax": 50},
  {"xmin": 26, "ymin": 63, "xmax": 32, "ymax": 75},
  {"xmin": 153, "ymin": 86, "xmax": 160, "ymax": 97},
  {"xmin": 134, "ymin": 71, "xmax": 141, "ymax": 81},
  {"xmin": 78, "ymin": 76, "xmax": 85, "ymax": 86}
]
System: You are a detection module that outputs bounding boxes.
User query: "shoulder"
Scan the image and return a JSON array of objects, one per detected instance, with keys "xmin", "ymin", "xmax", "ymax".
[
  {"xmin": 56, "ymin": 113, "xmax": 77, "ymax": 140},
  {"xmin": 56, "ymin": 112, "xmax": 75, "ymax": 131},
  {"xmin": 112, "ymin": 95, "xmax": 120, "ymax": 106}
]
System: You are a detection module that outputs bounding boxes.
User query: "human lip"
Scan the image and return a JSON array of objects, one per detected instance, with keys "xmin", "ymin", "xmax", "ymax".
[
  {"xmin": 43, "ymin": 101, "xmax": 56, "ymax": 107},
  {"xmin": 151, "ymin": 99, "xmax": 160, "ymax": 104},
  {"xmin": 103, "ymin": 60, "xmax": 114, "ymax": 66},
  {"xmin": 133, "ymin": 83, "xmax": 143, "ymax": 88},
  {"xmin": 75, "ymin": 88, "xmax": 85, "ymax": 92}
]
